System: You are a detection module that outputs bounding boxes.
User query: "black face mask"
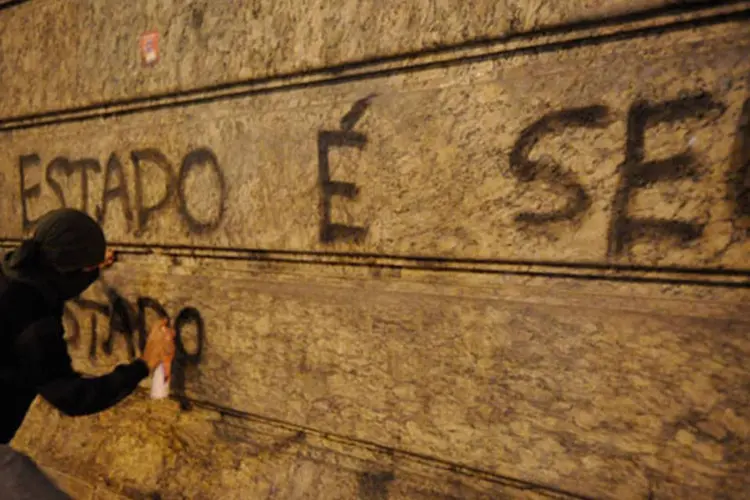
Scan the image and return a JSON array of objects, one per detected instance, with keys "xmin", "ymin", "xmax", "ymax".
[
  {"xmin": 1, "ymin": 253, "xmax": 101, "ymax": 306},
  {"xmin": 53, "ymin": 268, "xmax": 101, "ymax": 301},
  {"xmin": 1, "ymin": 209, "xmax": 107, "ymax": 306}
]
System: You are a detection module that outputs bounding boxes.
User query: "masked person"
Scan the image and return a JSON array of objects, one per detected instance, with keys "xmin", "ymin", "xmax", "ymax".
[{"xmin": 0, "ymin": 208, "xmax": 175, "ymax": 445}]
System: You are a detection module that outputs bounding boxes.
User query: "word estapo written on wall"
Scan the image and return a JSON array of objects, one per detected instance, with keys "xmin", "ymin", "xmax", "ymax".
[
  {"xmin": 64, "ymin": 284, "xmax": 204, "ymax": 410},
  {"xmin": 18, "ymin": 148, "xmax": 226, "ymax": 235},
  {"xmin": 10, "ymin": 91, "xmax": 750, "ymax": 261}
]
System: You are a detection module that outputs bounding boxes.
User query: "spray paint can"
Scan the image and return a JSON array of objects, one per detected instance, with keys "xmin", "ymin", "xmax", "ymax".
[{"xmin": 150, "ymin": 322, "xmax": 173, "ymax": 400}]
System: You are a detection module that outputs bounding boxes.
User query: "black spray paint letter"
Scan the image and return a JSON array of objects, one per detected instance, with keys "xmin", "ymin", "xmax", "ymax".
[
  {"xmin": 172, "ymin": 307, "xmax": 205, "ymax": 410},
  {"xmin": 71, "ymin": 158, "xmax": 101, "ymax": 213},
  {"xmin": 608, "ymin": 94, "xmax": 725, "ymax": 257},
  {"xmin": 71, "ymin": 297, "xmax": 110, "ymax": 361},
  {"xmin": 97, "ymin": 153, "xmax": 134, "ymax": 231},
  {"xmin": 136, "ymin": 297, "xmax": 169, "ymax": 353},
  {"xmin": 131, "ymin": 149, "xmax": 176, "ymax": 235},
  {"xmin": 19, "ymin": 154, "xmax": 42, "ymax": 231},
  {"xmin": 729, "ymin": 98, "xmax": 750, "ymax": 221},
  {"xmin": 46, "ymin": 157, "xmax": 102, "ymax": 212},
  {"xmin": 102, "ymin": 288, "xmax": 137, "ymax": 359},
  {"xmin": 45, "ymin": 157, "xmax": 73, "ymax": 209},
  {"xmin": 177, "ymin": 148, "xmax": 226, "ymax": 234},
  {"xmin": 317, "ymin": 95, "xmax": 376, "ymax": 244},
  {"xmin": 357, "ymin": 471, "xmax": 394, "ymax": 500},
  {"xmin": 509, "ymin": 105, "xmax": 610, "ymax": 224}
]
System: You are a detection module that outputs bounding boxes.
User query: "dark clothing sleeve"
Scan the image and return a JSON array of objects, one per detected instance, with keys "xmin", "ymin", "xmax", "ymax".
[{"xmin": 14, "ymin": 318, "xmax": 149, "ymax": 417}]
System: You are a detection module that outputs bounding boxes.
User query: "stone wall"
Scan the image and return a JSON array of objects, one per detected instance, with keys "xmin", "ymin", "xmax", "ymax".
[{"xmin": 2, "ymin": 1, "xmax": 749, "ymax": 498}]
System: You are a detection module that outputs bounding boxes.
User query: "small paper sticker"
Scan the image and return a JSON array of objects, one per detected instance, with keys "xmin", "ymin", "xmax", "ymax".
[{"xmin": 140, "ymin": 31, "xmax": 160, "ymax": 66}]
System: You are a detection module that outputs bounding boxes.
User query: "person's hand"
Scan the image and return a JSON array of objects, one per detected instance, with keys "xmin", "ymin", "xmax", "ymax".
[
  {"xmin": 142, "ymin": 320, "xmax": 176, "ymax": 374},
  {"xmin": 99, "ymin": 249, "xmax": 116, "ymax": 269},
  {"xmin": 83, "ymin": 248, "xmax": 116, "ymax": 271}
]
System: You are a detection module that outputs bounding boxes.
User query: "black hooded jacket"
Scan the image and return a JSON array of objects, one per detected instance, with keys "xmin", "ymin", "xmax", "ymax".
[{"xmin": 0, "ymin": 209, "xmax": 148, "ymax": 444}]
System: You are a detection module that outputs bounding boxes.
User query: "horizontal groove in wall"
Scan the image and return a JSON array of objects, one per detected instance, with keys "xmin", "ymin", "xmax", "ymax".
[
  {"xmin": 173, "ymin": 391, "xmax": 594, "ymax": 500},
  {"xmin": 0, "ymin": 2, "xmax": 748, "ymax": 132},
  {"xmin": 1, "ymin": 239, "xmax": 748, "ymax": 288}
]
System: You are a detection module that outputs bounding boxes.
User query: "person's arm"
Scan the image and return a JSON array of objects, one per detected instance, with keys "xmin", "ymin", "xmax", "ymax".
[{"xmin": 15, "ymin": 318, "xmax": 149, "ymax": 417}]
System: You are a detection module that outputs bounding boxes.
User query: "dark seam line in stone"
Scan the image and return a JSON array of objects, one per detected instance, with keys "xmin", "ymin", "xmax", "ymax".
[
  {"xmin": 0, "ymin": 5, "xmax": 748, "ymax": 132},
  {"xmin": 128, "ymin": 258, "xmax": 750, "ymax": 288},
  {"xmin": 2, "ymin": 238, "xmax": 748, "ymax": 279},
  {"xmin": 168, "ymin": 392, "xmax": 596, "ymax": 500},
  {"xmin": 0, "ymin": 0, "xmax": 743, "ymax": 126}
]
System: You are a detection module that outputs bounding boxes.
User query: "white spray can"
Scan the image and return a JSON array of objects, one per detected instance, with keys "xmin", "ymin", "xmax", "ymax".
[
  {"xmin": 150, "ymin": 363, "xmax": 170, "ymax": 399},
  {"xmin": 150, "ymin": 322, "xmax": 173, "ymax": 400}
]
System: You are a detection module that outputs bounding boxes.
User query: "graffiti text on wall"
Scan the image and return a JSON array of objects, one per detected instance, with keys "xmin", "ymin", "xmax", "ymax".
[
  {"xmin": 15, "ymin": 93, "xmax": 750, "ymax": 259},
  {"xmin": 19, "ymin": 147, "xmax": 226, "ymax": 236},
  {"xmin": 317, "ymin": 94, "xmax": 376, "ymax": 244},
  {"xmin": 63, "ymin": 285, "xmax": 205, "ymax": 410},
  {"xmin": 509, "ymin": 93, "xmax": 747, "ymax": 257}
]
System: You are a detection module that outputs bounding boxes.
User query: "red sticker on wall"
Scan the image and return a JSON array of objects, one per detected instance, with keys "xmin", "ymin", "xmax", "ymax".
[{"xmin": 140, "ymin": 31, "xmax": 160, "ymax": 66}]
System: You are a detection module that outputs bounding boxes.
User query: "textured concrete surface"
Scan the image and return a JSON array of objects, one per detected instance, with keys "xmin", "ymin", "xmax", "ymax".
[
  {"xmin": 16, "ymin": 393, "xmax": 565, "ymax": 500},
  {"xmin": 15, "ymin": 254, "xmax": 746, "ymax": 499},
  {"xmin": 1, "ymin": 17, "xmax": 748, "ymax": 269},
  {"xmin": 0, "ymin": 0, "xmax": 697, "ymax": 118},
  {"xmin": 2, "ymin": 1, "xmax": 749, "ymax": 499}
]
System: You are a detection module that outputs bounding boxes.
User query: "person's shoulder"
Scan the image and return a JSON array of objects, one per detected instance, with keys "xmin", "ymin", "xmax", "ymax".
[
  {"xmin": 0, "ymin": 277, "xmax": 63, "ymax": 339},
  {"xmin": 5, "ymin": 277, "xmax": 60, "ymax": 310},
  {"xmin": 14, "ymin": 316, "xmax": 67, "ymax": 364}
]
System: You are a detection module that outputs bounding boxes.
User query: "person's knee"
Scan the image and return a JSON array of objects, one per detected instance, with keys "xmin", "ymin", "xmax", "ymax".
[
  {"xmin": 0, "ymin": 445, "xmax": 71, "ymax": 500},
  {"xmin": 0, "ymin": 444, "xmax": 31, "ymax": 468}
]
